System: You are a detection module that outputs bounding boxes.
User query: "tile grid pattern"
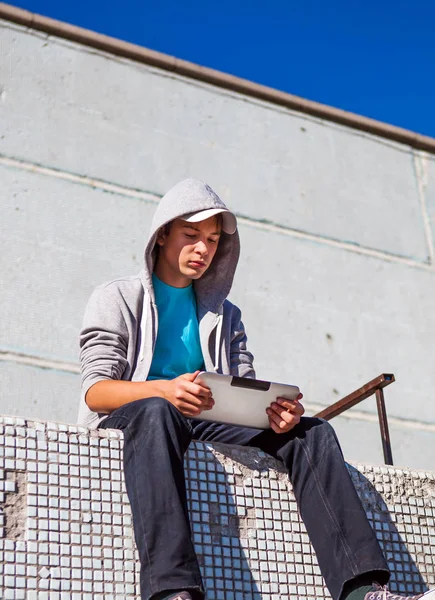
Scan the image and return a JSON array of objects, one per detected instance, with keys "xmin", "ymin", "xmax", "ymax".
[{"xmin": 0, "ymin": 416, "xmax": 433, "ymax": 600}]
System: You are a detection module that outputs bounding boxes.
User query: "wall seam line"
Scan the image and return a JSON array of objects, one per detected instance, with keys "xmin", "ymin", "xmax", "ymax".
[
  {"xmin": 236, "ymin": 216, "xmax": 433, "ymax": 270},
  {"xmin": 2, "ymin": 348, "xmax": 434, "ymax": 433},
  {"xmin": 2, "ymin": 154, "xmax": 434, "ymax": 272},
  {"xmin": 301, "ymin": 402, "xmax": 435, "ymax": 433},
  {"xmin": 0, "ymin": 155, "xmax": 161, "ymax": 205},
  {"xmin": 0, "ymin": 21, "xmax": 421, "ymax": 158},
  {"xmin": 413, "ymin": 150, "xmax": 435, "ymax": 264},
  {"xmin": 0, "ymin": 350, "xmax": 80, "ymax": 374}
]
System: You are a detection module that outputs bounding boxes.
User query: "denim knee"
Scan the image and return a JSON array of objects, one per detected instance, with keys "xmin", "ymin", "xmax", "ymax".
[
  {"xmin": 314, "ymin": 417, "xmax": 336, "ymax": 438},
  {"xmin": 127, "ymin": 396, "xmax": 178, "ymax": 427},
  {"xmin": 302, "ymin": 417, "xmax": 342, "ymax": 456},
  {"xmin": 306, "ymin": 416, "xmax": 336, "ymax": 438},
  {"xmin": 129, "ymin": 396, "xmax": 195, "ymax": 437}
]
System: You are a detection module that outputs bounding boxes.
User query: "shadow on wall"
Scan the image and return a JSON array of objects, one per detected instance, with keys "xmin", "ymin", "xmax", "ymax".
[
  {"xmin": 194, "ymin": 442, "xmax": 431, "ymax": 599},
  {"xmin": 186, "ymin": 444, "xmax": 263, "ymax": 599},
  {"xmin": 347, "ymin": 465, "xmax": 429, "ymax": 595},
  {"xmin": 188, "ymin": 441, "xmax": 329, "ymax": 599}
]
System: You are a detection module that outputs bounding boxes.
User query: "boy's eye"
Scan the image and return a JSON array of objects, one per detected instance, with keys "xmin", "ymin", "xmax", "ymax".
[
  {"xmin": 208, "ymin": 238, "xmax": 218, "ymax": 244},
  {"xmin": 185, "ymin": 234, "xmax": 197, "ymax": 239}
]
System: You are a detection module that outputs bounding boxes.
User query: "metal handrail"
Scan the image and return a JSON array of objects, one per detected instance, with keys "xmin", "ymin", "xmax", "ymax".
[{"xmin": 314, "ymin": 373, "xmax": 395, "ymax": 465}]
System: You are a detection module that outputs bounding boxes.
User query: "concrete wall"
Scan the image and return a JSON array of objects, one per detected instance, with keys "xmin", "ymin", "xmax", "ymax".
[
  {"xmin": 0, "ymin": 416, "xmax": 434, "ymax": 599},
  {"xmin": 1, "ymin": 18, "xmax": 435, "ymax": 469}
]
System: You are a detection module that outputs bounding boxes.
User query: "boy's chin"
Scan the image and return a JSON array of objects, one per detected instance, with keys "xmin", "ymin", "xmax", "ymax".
[{"xmin": 182, "ymin": 266, "xmax": 207, "ymax": 280}]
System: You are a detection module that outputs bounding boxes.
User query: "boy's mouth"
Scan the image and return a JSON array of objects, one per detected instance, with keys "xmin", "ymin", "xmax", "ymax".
[{"xmin": 189, "ymin": 260, "xmax": 206, "ymax": 268}]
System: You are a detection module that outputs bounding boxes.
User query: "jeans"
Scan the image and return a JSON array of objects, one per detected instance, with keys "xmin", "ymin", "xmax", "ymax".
[{"xmin": 100, "ymin": 397, "xmax": 389, "ymax": 600}]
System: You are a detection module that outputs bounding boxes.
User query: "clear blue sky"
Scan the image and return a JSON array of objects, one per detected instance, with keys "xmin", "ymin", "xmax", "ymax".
[{"xmin": 11, "ymin": 0, "xmax": 435, "ymax": 138}]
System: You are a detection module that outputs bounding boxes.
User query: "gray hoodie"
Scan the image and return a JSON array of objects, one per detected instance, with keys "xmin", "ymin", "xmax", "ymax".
[{"xmin": 78, "ymin": 179, "xmax": 255, "ymax": 429}]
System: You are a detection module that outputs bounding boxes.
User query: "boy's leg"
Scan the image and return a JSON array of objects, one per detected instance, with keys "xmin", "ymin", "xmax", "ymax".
[
  {"xmin": 192, "ymin": 417, "xmax": 390, "ymax": 600},
  {"xmin": 100, "ymin": 397, "xmax": 204, "ymax": 600}
]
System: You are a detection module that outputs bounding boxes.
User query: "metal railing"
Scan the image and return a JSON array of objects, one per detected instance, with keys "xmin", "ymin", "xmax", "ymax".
[{"xmin": 314, "ymin": 373, "xmax": 395, "ymax": 465}]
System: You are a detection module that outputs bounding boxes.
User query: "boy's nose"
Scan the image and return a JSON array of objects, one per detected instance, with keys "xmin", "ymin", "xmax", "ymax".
[{"xmin": 195, "ymin": 241, "xmax": 208, "ymax": 256}]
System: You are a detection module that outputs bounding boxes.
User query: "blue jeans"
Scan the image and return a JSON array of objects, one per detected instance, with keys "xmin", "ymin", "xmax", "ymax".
[{"xmin": 100, "ymin": 397, "xmax": 389, "ymax": 600}]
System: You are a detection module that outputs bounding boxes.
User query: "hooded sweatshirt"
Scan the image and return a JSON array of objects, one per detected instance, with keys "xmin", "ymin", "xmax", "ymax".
[{"xmin": 78, "ymin": 178, "xmax": 255, "ymax": 429}]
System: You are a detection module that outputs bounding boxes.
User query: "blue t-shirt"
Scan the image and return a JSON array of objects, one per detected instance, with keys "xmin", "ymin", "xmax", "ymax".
[{"xmin": 147, "ymin": 274, "xmax": 205, "ymax": 380}]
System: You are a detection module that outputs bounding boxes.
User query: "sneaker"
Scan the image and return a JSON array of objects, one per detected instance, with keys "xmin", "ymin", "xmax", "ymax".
[{"xmin": 365, "ymin": 585, "xmax": 435, "ymax": 600}]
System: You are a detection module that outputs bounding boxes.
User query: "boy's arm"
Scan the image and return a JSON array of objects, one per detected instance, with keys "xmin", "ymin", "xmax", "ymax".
[
  {"xmin": 229, "ymin": 305, "xmax": 256, "ymax": 378},
  {"xmin": 85, "ymin": 375, "xmax": 213, "ymax": 416},
  {"xmin": 80, "ymin": 285, "xmax": 130, "ymax": 405},
  {"xmin": 80, "ymin": 286, "xmax": 212, "ymax": 416}
]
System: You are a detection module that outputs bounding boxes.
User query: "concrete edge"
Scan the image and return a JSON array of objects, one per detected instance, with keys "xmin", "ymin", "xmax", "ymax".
[
  {"xmin": 2, "ymin": 414, "xmax": 435, "ymax": 477},
  {"xmin": 1, "ymin": 1, "xmax": 435, "ymax": 154}
]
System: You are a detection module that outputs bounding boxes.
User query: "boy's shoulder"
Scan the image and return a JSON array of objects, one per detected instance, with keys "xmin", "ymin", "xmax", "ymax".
[
  {"xmin": 222, "ymin": 298, "xmax": 243, "ymax": 320},
  {"xmin": 88, "ymin": 272, "xmax": 145, "ymax": 308},
  {"xmin": 95, "ymin": 272, "xmax": 143, "ymax": 292}
]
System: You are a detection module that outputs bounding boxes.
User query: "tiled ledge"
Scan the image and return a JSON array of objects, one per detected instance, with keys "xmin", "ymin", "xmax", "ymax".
[{"xmin": 0, "ymin": 416, "xmax": 434, "ymax": 600}]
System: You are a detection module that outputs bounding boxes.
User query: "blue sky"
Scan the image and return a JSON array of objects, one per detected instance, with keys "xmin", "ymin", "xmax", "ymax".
[{"xmin": 11, "ymin": 0, "xmax": 435, "ymax": 138}]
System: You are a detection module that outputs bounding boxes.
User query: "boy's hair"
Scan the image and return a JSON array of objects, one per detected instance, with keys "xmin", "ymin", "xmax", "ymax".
[{"xmin": 161, "ymin": 213, "xmax": 223, "ymax": 237}]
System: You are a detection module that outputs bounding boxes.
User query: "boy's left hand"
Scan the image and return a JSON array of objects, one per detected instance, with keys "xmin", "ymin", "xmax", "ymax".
[{"xmin": 266, "ymin": 393, "xmax": 304, "ymax": 434}]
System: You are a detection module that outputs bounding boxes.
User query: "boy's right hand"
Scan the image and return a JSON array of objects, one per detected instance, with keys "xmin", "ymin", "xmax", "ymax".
[{"xmin": 161, "ymin": 371, "xmax": 214, "ymax": 417}]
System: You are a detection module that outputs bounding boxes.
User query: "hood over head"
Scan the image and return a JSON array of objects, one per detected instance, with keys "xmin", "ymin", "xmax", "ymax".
[{"xmin": 143, "ymin": 178, "xmax": 240, "ymax": 313}]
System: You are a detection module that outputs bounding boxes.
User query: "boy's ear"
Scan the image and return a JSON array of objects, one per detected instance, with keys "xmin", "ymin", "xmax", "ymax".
[{"xmin": 156, "ymin": 227, "xmax": 166, "ymax": 246}]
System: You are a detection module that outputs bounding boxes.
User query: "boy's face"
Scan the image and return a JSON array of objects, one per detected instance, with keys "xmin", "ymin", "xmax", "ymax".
[{"xmin": 155, "ymin": 215, "xmax": 222, "ymax": 287}]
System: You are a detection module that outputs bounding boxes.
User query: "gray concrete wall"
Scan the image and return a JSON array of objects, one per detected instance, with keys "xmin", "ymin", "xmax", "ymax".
[{"xmin": 1, "ymin": 19, "xmax": 434, "ymax": 469}]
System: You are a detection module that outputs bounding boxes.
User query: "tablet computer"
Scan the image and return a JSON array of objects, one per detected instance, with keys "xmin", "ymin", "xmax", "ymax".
[{"xmin": 195, "ymin": 372, "xmax": 300, "ymax": 429}]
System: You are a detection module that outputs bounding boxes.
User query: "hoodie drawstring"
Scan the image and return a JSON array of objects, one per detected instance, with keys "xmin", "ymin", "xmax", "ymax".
[
  {"xmin": 139, "ymin": 289, "xmax": 149, "ymax": 362},
  {"xmin": 214, "ymin": 309, "xmax": 223, "ymax": 373},
  {"xmin": 142, "ymin": 287, "xmax": 222, "ymax": 372}
]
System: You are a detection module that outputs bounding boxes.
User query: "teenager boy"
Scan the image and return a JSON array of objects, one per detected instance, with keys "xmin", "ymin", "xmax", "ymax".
[{"xmin": 79, "ymin": 179, "xmax": 433, "ymax": 600}]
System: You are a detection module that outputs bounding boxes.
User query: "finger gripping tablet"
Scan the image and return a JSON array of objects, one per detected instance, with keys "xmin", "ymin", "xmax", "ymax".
[{"xmin": 195, "ymin": 372, "xmax": 300, "ymax": 429}]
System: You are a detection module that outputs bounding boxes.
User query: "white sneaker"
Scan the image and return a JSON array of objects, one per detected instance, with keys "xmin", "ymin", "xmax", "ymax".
[{"xmin": 365, "ymin": 585, "xmax": 435, "ymax": 600}]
